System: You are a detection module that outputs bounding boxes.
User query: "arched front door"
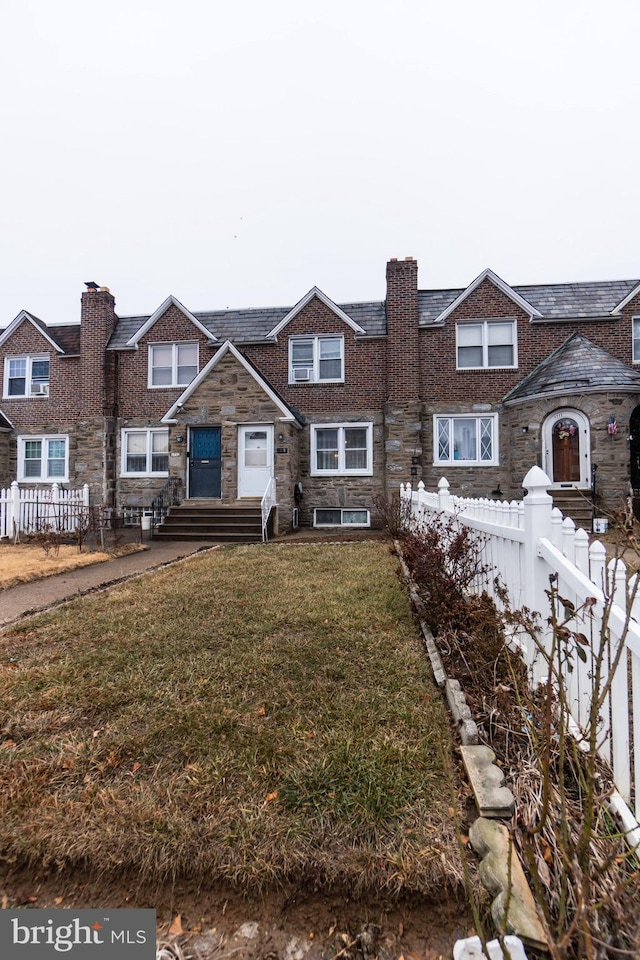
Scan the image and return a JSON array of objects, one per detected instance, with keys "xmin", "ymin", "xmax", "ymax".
[{"xmin": 543, "ymin": 409, "xmax": 591, "ymax": 488}]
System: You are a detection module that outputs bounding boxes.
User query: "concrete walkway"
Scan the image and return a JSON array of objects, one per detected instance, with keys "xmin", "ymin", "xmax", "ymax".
[{"xmin": 0, "ymin": 539, "xmax": 215, "ymax": 629}]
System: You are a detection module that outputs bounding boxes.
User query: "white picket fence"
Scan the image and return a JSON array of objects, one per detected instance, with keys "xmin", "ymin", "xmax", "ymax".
[
  {"xmin": 401, "ymin": 465, "xmax": 640, "ymax": 826},
  {"xmin": 0, "ymin": 481, "xmax": 90, "ymax": 539}
]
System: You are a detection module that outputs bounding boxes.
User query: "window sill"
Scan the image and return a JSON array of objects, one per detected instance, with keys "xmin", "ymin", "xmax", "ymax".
[
  {"xmin": 2, "ymin": 394, "xmax": 49, "ymax": 400},
  {"xmin": 17, "ymin": 477, "xmax": 69, "ymax": 484},
  {"xmin": 147, "ymin": 384, "xmax": 192, "ymax": 391},
  {"xmin": 435, "ymin": 462, "xmax": 498, "ymax": 468},
  {"xmin": 310, "ymin": 471, "xmax": 373, "ymax": 478},
  {"xmin": 455, "ymin": 366, "xmax": 518, "ymax": 372},
  {"xmin": 120, "ymin": 473, "xmax": 170, "ymax": 479},
  {"xmin": 287, "ymin": 380, "xmax": 345, "ymax": 387}
]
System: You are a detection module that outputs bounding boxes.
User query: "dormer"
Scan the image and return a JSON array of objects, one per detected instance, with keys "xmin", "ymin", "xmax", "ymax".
[{"xmin": 125, "ymin": 295, "xmax": 217, "ymax": 349}]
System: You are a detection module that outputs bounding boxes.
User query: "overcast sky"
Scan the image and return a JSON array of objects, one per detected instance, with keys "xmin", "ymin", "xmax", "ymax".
[{"xmin": 1, "ymin": 0, "xmax": 639, "ymax": 326}]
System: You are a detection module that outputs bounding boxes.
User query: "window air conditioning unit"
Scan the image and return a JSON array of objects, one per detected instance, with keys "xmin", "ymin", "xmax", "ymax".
[
  {"xmin": 293, "ymin": 367, "xmax": 312, "ymax": 382},
  {"xmin": 31, "ymin": 383, "xmax": 49, "ymax": 396}
]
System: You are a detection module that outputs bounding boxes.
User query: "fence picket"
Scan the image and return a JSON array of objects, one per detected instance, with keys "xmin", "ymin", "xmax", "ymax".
[
  {"xmin": 401, "ymin": 471, "xmax": 640, "ymax": 822},
  {"xmin": 0, "ymin": 482, "xmax": 90, "ymax": 539}
]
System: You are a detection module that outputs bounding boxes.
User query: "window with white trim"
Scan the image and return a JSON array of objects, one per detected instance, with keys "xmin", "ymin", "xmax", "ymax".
[
  {"xmin": 456, "ymin": 321, "xmax": 516, "ymax": 369},
  {"xmin": 434, "ymin": 415, "xmax": 498, "ymax": 466},
  {"xmin": 289, "ymin": 336, "xmax": 344, "ymax": 383},
  {"xmin": 148, "ymin": 342, "xmax": 198, "ymax": 388},
  {"xmin": 310, "ymin": 423, "xmax": 372, "ymax": 476},
  {"xmin": 3, "ymin": 355, "xmax": 50, "ymax": 397},
  {"xmin": 314, "ymin": 508, "xmax": 370, "ymax": 527},
  {"xmin": 633, "ymin": 317, "xmax": 640, "ymax": 362},
  {"xmin": 18, "ymin": 435, "xmax": 68, "ymax": 481},
  {"xmin": 121, "ymin": 429, "xmax": 169, "ymax": 476}
]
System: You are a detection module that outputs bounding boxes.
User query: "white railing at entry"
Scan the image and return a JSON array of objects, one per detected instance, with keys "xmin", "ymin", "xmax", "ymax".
[{"xmin": 261, "ymin": 477, "xmax": 277, "ymax": 542}]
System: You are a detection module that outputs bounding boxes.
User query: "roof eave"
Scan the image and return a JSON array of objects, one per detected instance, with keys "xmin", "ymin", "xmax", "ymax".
[
  {"xmin": 611, "ymin": 281, "xmax": 640, "ymax": 315},
  {"xmin": 0, "ymin": 312, "xmax": 65, "ymax": 353},
  {"xmin": 266, "ymin": 287, "xmax": 365, "ymax": 339},
  {"xmin": 434, "ymin": 268, "xmax": 543, "ymax": 324},
  {"xmin": 126, "ymin": 295, "xmax": 219, "ymax": 347},
  {"xmin": 505, "ymin": 383, "xmax": 640, "ymax": 406}
]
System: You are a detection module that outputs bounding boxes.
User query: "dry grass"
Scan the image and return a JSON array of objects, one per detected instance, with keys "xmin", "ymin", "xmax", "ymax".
[
  {"xmin": 0, "ymin": 542, "xmax": 144, "ymax": 590},
  {"xmin": 0, "ymin": 542, "xmax": 466, "ymax": 898}
]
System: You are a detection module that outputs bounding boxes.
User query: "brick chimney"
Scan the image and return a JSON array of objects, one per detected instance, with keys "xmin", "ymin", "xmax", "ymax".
[
  {"xmin": 80, "ymin": 283, "xmax": 118, "ymax": 414},
  {"xmin": 385, "ymin": 257, "xmax": 420, "ymax": 401}
]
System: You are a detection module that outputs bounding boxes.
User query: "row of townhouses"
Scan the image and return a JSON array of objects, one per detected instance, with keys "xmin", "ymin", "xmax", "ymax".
[{"xmin": 1, "ymin": 256, "xmax": 640, "ymax": 534}]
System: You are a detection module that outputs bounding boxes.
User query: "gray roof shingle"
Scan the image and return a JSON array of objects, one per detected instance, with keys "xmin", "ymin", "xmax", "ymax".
[
  {"xmin": 107, "ymin": 300, "xmax": 387, "ymax": 349},
  {"xmin": 6, "ymin": 278, "xmax": 640, "ymax": 348},
  {"xmin": 418, "ymin": 279, "xmax": 639, "ymax": 324},
  {"xmin": 49, "ymin": 324, "xmax": 80, "ymax": 354},
  {"xmin": 503, "ymin": 334, "xmax": 640, "ymax": 404}
]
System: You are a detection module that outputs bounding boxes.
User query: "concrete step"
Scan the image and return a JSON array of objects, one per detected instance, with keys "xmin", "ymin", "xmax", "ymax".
[
  {"xmin": 551, "ymin": 490, "xmax": 594, "ymax": 529},
  {"xmin": 158, "ymin": 523, "xmax": 261, "ymax": 535},
  {"xmin": 153, "ymin": 502, "xmax": 265, "ymax": 542},
  {"xmin": 152, "ymin": 530, "xmax": 262, "ymax": 543}
]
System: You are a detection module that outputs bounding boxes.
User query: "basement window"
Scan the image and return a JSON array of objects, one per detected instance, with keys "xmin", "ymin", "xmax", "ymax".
[{"xmin": 314, "ymin": 508, "xmax": 370, "ymax": 527}]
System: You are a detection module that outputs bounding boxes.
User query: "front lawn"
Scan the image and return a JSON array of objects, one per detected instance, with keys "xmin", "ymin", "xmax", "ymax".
[
  {"xmin": 0, "ymin": 542, "xmax": 465, "ymax": 897},
  {"xmin": 0, "ymin": 542, "xmax": 143, "ymax": 589}
]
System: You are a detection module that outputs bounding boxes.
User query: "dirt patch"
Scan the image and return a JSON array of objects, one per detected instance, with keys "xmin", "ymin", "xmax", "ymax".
[
  {"xmin": 0, "ymin": 865, "xmax": 475, "ymax": 959},
  {"xmin": 0, "ymin": 542, "xmax": 145, "ymax": 589}
]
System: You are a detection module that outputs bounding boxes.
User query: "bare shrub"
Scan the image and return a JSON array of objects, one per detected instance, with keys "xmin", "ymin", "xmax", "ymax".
[{"xmin": 372, "ymin": 491, "xmax": 412, "ymax": 539}]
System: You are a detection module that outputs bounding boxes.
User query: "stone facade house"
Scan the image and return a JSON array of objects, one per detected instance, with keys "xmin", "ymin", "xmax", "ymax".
[{"xmin": 1, "ymin": 258, "xmax": 640, "ymax": 534}]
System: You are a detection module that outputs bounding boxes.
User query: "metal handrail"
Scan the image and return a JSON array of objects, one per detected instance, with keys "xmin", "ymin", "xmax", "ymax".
[
  {"xmin": 261, "ymin": 477, "xmax": 277, "ymax": 542},
  {"xmin": 150, "ymin": 477, "xmax": 183, "ymax": 531}
]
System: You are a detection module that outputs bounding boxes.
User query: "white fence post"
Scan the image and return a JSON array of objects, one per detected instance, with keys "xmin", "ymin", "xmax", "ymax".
[
  {"xmin": 437, "ymin": 476, "xmax": 451, "ymax": 513},
  {"xmin": 522, "ymin": 466, "xmax": 554, "ymax": 677},
  {"xmin": 10, "ymin": 481, "xmax": 20, "ymax": 539},
  {"xmin": 51, "ymin": 482, "xmax": 60, "ymax": 531}
]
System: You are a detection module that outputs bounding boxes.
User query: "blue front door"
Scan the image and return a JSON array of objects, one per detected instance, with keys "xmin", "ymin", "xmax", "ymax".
[{"xmin": 189, "ymin": 427, "xmax": 221, "ymax": 498}]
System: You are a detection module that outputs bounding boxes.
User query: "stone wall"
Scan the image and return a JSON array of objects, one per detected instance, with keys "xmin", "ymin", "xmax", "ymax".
[
  {"xmin": 0, "ymin": 416, "xmax": 110, "ymax": 506},
  {"xmin": 418, "ymin": 402, "xmax": 508, "ymax": 500},
  {"xmin": 383, "ymin": 401, "xmax": 423, "ymax": 498},
  {"xmin": 0, "ymin": 430, "xmax": 10, "ymax": 487},
  {"xmin": 296, "ymin": 411, "xmax": 385, "ymax": 528},
  {"xmin": 507, "ymin": 392, "xmax": 640, "ymax": 510},
  {"xmin": 169, "ymin": 351, "xmax": 300, "ymax": 532}
]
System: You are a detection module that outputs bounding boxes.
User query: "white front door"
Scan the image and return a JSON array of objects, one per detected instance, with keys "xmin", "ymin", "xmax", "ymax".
[{"xmin": 238, "ymin": 425, "xmax": 273, "ymax": 498}]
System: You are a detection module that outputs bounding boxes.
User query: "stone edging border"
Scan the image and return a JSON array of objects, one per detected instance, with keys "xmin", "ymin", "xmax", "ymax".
[{"xmin": 395, "ymin": 544, "xmax": 547, "ymax": 953}]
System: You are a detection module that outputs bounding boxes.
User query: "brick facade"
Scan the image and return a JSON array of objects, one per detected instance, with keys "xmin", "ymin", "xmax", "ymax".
[{"xmin": 2, "ymin": 260, "xmax": 640, "ymax": 531}]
